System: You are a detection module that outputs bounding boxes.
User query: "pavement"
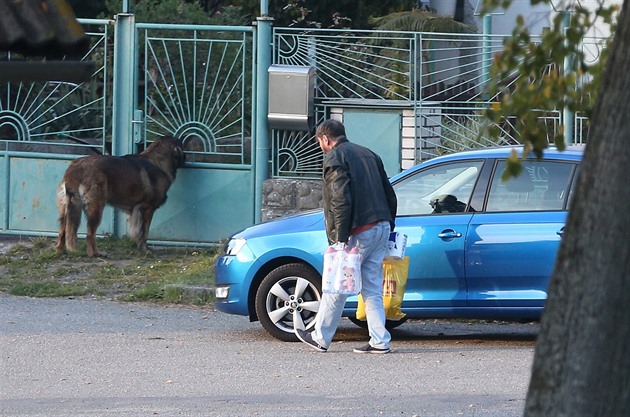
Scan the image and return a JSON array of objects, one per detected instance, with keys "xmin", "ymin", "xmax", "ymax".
[{"xmin": 0, "ymin": 294, "xmax": 538, "ymax": 417}]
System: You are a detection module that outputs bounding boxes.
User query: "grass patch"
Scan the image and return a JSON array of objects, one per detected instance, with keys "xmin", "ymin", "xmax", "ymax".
[
  {"xmin": 0, "ymin": 235, "xmax": 219, "ymax": 306},
  {"xmin": 9, "ymin": 280, "xmax": 98, "ymax": 298}
]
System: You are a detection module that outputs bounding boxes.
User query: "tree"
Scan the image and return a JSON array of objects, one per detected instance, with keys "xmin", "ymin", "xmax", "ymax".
[
  {"xmin": 67, "ymin": 0, "xmax": 108, "ymax": 18},
  {"xmin": 482, "ymin": 0, "xmax": 630, "ymax": 415},
  {"xmin": 104, "ymin": 0, "xmax": 213, "ymax": 23},
  {"xmin": 233, "ymin": 0, "xmax": 415, "ymax": 29},
  {"xmin": 75, "ymin": 0, "xmax": 418, "ymax": 29},
  {"xmin": 369, "ymin": 8, "xmax": 474, "ymax": 33}
]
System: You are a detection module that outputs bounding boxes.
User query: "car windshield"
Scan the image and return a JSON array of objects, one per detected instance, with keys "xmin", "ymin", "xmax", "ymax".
[{"xmin": 394, "ymin": 161, "xmax": 484, "ymax": 216}]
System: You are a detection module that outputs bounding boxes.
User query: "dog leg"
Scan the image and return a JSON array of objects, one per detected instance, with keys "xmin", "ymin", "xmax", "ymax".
[
  {"xmin": 138, "ymin": 208, "xmax": 156, "ymax": 252},
  {"xmin": 65, "ymin": 195, "xmax": 82, "ymax": 253},
  {"xmin": 55, "ymin": 184, "xmax": 68, "ymax": 254},
  {"xmin": 128, "ymin": 206, "xmax": 143, "ymax": 244},
  {"xmin": 56, "ymin": 182, "xmax": 82, "ymax": 254},
  {"xmin": 56, "ymin": 226, "xmax": 66, "ymax": 254},
  {"xmin": 84, "ymin": 202, "xmax": 105, "ymax": 258},
  {"xmin": 129, "ymin": 205, "xmax": 155, "ymax": 252}
]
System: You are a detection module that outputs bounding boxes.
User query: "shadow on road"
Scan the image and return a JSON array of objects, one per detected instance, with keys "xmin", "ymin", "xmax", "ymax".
[{"xmin": 333, "ymin": 318, "xmax": 539, "ymax": 346}]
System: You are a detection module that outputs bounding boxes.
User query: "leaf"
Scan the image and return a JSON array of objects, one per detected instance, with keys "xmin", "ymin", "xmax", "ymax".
[
  {"xmin": 501, "ymin": 149, "xmax": 523, "ymax": 181},
  {"xmin": 481, "ymin": 0, "xmax": 615, "ymax": 159}
]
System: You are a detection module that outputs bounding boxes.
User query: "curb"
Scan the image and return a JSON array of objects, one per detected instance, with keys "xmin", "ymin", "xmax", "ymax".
[{"xmin": 163, "ymin": 284, "xmax": 215, "ymax": 303}]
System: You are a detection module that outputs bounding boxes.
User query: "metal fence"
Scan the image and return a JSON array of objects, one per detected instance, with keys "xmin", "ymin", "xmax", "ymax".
[
  {"xmin": 0, "ymin": 19, "xmax": 111, "ymax": 156},
  {"xmin": 0, "ymin": 20, "xmax": 608, "ymax": 241},
  {"xmin": 271, "ymin": 27, "xmax": 606, "ymax": 179},
  {"xmin": 138, "ymin": 24, "xmax": 254, "ymax": 166}
]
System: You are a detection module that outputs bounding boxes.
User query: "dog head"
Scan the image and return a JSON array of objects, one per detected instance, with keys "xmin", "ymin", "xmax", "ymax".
[
  {"xmin": 142, "ymin": 136, "xmax": 186, "ymax": 178},
  {"xmin": 166, "ymin": 136, "xmax": 186, "ymax": 169}
]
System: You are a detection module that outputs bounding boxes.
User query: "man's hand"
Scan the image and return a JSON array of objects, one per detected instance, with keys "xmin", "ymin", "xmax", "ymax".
[{"xmin": 334, "ymin": 242, "xmax": 346, "ymax": 250}]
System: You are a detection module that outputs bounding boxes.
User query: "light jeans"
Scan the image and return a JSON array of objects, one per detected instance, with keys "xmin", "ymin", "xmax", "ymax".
[{"xmin": 312, "ymin": 220, "xmax": 391, "ymax": 350}]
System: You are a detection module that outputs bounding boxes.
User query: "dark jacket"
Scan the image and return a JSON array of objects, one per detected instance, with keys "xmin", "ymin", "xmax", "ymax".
[{"xmin": 322, "ymin": 136, "xmax": 397, "ymax": 244}]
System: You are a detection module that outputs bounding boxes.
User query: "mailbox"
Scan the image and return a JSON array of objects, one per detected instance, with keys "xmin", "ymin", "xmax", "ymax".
[{"xmin": 268, "ymin": 65, "xmax": 315, "ymax": 131}]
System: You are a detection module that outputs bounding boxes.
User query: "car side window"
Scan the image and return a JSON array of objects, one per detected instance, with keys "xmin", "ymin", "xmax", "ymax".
[
  {"xmin": 394, "ymin": 160, "xmax": 484, "ymax": 216},
  {"xmin": 485, "ymin": 160, "xmax": 574, "ymax": 212}
]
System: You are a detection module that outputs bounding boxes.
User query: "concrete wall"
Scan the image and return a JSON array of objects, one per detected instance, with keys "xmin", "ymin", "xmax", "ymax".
[{"xmin": 262, "ymin": 178, "xmax": 323, "ymax": 221}]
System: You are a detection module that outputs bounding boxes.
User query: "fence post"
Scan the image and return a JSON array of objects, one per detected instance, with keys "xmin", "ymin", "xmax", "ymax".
[
  {"xmin": 254, "ymin": 3, "xmax": 273, "ymax": 223},
  {"xmin": 111, "ymin": 13, "xmax": 137, "ymax": 238},
  {"xmin": 561, "ymin": 10, "xmax": 575, "ymax": 144},
  {"xmin": 112, "ymin": 13, "xmax": 136, "ymax": 156},
  {"xmin": 482, "ymin": 14, "xmax": 492, "ymax": 101}
]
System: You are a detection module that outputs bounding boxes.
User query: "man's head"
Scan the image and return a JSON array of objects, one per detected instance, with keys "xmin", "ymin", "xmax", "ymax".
[{"xmin": 315, "ymin": 119, "xmax": 346, "ymax": 153}]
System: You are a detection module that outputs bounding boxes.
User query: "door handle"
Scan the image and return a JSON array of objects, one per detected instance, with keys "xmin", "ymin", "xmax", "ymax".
[{"xmin": 438, "ymin": 230, "xmax": 462, "ymax": 239}]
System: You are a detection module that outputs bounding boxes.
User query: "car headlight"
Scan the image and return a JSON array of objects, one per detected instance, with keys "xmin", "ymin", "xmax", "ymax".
[
  {"xmin": 215, "ymin": 286, "xmax": 230, "ymax": 299},
  {"xmin": 225, "ymin": 238, "xmax": 247, "ymax": 256}
]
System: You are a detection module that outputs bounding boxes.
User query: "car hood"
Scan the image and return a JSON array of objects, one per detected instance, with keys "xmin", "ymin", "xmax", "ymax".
[{"xmin": 233, "ymin": 209, "xmax": 324, "ymax": 240}]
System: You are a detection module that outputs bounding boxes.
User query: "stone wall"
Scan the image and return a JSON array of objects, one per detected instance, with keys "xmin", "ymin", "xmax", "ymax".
[{"xmin": 262, "ymin": 178, "xmax": 323, "ymax": 221}]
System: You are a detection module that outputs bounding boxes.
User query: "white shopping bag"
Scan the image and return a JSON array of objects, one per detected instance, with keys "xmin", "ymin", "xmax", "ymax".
[
  {"xmin": 385, "ymin": 232, "xmax": 407, "ymax": 260},
  {"xmin": 321, "ymin": 244, "xmax": 362, "ymax": 295}
]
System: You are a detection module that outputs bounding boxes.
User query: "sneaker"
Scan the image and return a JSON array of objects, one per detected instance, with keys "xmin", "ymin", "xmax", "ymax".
[
  {"xmin": 295, "ymin": 329, "xmax": 327, "ymax": 352},
  {"xmin": 353, "ymin": 344, "xmax": 390, "ymax": 354}
]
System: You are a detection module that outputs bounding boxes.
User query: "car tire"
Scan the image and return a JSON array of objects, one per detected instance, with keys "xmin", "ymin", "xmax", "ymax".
[
  {"xmin": 255, "ymin": 263, "xmax": 322, "ymax": 342},
  {"xmin": 347, "ymin": 316, "xmax": 408, "ymax": 331}
]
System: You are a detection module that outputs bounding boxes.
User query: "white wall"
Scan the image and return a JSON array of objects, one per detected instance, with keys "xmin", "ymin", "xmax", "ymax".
[{"xmin": 430, "ymin": 0, "xmax": 621, "ymax": 38}]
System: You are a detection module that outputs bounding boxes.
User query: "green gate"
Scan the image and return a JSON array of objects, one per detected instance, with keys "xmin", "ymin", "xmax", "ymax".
[
  {"xmin": 0, "ymin": 18, "xmax": 257, "ymax": 246},
  {"xmin": 0, "ymin": 19, "xmax": 113, "ymax": 239},
  {"xmin": 133, "ymin": 22, "xmax": 256, "ymax": 245}
]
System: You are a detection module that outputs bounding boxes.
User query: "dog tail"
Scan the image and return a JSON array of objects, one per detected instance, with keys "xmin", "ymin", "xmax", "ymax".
[{"xmin": 56, "ymin": 182, "xmax": 82, "ymax": 253}]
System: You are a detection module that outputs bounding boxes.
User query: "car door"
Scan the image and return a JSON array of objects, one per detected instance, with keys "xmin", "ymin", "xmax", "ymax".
[
  {"xmin": 465, "ymin": 159, "xmax": 578, "ymax": 309},
  {"xmin": 393, "ymin": 159, "xmax": 485, "ymax": 309}
]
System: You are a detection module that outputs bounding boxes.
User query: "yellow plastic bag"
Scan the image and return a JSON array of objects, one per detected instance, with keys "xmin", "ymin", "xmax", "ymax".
[{"xmin": 356, "ymin": 256, "xmax": 409, "ymax": 321}]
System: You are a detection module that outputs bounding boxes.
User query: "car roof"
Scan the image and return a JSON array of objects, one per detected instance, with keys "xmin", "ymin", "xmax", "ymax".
[
  {"xmin": 434, "ymin": 145, "xmax": 583, "ymax": 160},
  {"xmin": 391, "ymin": 145, "xmax": 584, "ymax": 181}
]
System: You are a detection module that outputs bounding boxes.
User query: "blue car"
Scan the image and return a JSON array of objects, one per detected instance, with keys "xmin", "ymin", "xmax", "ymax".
[{"xmin": 214, "ymin": 146, "xmax": 583, "ymax": 341}]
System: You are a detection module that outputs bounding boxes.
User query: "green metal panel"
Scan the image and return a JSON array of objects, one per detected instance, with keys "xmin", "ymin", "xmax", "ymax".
[
  {"xmin": 1, "ymin": 155, "xmax": 5, "ymax": 231},
  {"xmin": 148, "ymin": 168, "xmax": 255, "ymax": 243},
  {"xmin": 344, "ymin": 110, "xmax": 402, "ymax": 177},
  {"xmin": 7, "ymin": 157, "xmax": 113, "ymax": 234}
]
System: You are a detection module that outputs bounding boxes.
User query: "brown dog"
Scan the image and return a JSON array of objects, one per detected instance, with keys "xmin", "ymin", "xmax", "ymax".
[{"xmin": 55, "ymin": 136, "xmax": 185, "ymax": 257}]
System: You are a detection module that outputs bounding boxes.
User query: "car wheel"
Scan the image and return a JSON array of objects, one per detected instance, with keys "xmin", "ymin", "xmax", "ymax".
[
  {"xmin": 347, "ymin": 316, "xmax": 408, "ymax": 331},
  {"xmin": 255, "ymin": 263, "xmax": 321, "ymax": 342}
]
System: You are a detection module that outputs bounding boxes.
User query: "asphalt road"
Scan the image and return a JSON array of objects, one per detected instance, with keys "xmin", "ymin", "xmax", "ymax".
[{"xmin": 0, "ymin": 295, "xmax": 538, "ymax": 417}]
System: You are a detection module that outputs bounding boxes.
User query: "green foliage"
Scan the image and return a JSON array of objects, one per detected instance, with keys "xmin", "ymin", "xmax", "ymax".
[
  {"xmin": 209, "ymin": 5, "xmax": 250, "ymax": 26},
  {"xmin": 104, "ymin": 0, "xmax": 213, "ymax": 24},
  {"xmin": 370, "ymin": 9, "xmax": 474, "ymax": 33},
  {"xmin": 97, "ymin": 0, "xmax": 418, "ymax": 28},
  {"xmin": 67, "ymin": 0, "xmax": 108, "ymax": 18},
  {"xmin": 233, "ymin": 0, "xmax": 416, "ymax": 29},
  {"xmin": 481, "ymin": 0, "xmax": 619, "ymax": 177}
]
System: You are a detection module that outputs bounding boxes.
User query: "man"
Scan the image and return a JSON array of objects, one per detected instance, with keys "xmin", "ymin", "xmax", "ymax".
[{"xmin": 295, "ymin": 119, "xmax": 397, "ymax": 354}]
